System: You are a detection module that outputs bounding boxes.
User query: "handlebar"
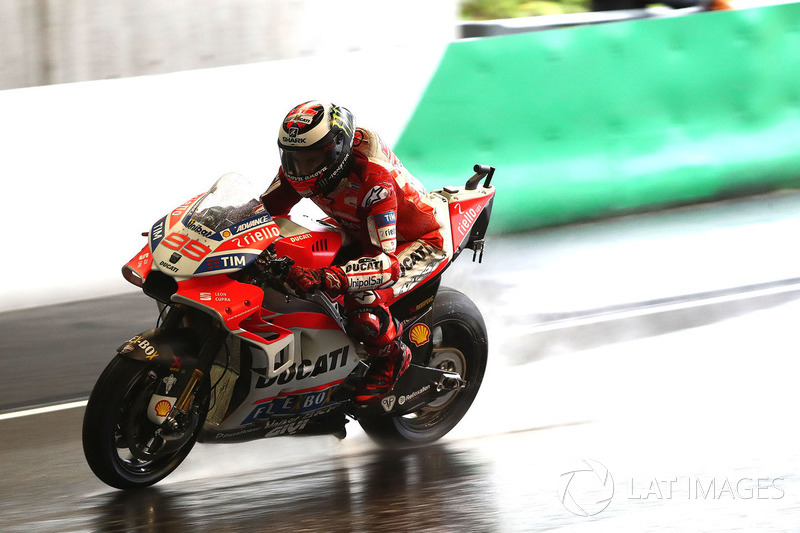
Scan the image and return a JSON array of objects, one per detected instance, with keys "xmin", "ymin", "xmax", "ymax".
[
  {"xmin": 239, "ymin": 247, "xmax": 297, "ymax": 294},
  {"xmin": 466, "ymin": 164, "xmax": 495, "ymax": 190}
]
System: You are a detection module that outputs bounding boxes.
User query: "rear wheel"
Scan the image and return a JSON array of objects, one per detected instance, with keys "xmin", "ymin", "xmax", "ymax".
[
  {"xmin": 82, "ymin": 355, "xmax": 209, "ymax": 489},
  {"xmin": 359, "ymin": 287, "xmax": 488, "ymax": 447}
]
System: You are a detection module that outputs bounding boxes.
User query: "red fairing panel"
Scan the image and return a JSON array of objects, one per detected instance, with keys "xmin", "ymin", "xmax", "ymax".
[
  {"xmin": 268, "ymin": 312, "xmax": 341, "ymax": 331},
  {"xmin": 122, "ymin": 244, "xmax": 153, "ymax": 286},
  {"xmin": 274, "ymin": 227, "xmax": 342, "ymax": 270},
  {"xmin": 174, "ymin": 276, "xmax": 264, "ymax": 328},
  {"xmin": 171, "ymin": 276, "xmax": 301, "ymax": 362},
  {"xmin": 448, "ymin": 194, "xmax": 493, "ymax": 253}
]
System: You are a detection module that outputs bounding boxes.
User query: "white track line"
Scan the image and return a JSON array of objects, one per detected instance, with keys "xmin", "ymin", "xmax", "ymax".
[
  {"xmin": 0, "ymin": 400, "xmax": 88, "ymax": 421},
  {"xmin": 517, "ymin": 282, "xmax": 800, "ymax": 335}
]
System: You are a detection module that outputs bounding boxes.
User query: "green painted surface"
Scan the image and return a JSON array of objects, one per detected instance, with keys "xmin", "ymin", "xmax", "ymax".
[{"xmin": 397, "ymin": 5, "xmax": 800, "ymax": 231}]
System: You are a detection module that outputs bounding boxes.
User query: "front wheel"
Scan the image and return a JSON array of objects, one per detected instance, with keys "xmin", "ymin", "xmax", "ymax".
[
  {"xmin": 359, "ymin": 287, "xmax": 488, "ymax": 447},
  {"xmin": 82, "ymin": 355, "xmax": 209, "ymax": 489}
]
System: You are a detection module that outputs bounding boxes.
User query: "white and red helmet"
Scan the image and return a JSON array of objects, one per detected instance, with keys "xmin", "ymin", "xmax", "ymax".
[{"xmin": 278, "ymin": 100, "xmax": 355, "ymax": 197}]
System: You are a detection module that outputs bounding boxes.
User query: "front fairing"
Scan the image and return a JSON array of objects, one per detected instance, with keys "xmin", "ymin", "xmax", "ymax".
[{"xmin": 148, "ymin": 173, "xmax": 281, "ymax": 278}]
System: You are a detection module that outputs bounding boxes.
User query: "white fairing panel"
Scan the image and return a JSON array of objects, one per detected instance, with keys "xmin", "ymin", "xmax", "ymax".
[{"xmin": 220, "ymin": 328, "xmax": 359, "ymax": 430}]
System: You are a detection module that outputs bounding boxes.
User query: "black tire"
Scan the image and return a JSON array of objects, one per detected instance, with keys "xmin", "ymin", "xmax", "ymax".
[
  {"xmin": 82, "ymin": 355, "xmax": 209, "ymax": 489},
  {"xmin": 359, "ymin": 287, "xmax": 488, "ymax": 447}
]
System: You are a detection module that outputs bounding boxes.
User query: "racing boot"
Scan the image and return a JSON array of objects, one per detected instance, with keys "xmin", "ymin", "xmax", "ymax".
[{"xmin": 353, "ymin": 340, "xmax": 412, "ymax": 406}]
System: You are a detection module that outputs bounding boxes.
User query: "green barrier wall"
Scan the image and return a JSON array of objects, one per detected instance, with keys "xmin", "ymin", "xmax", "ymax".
[{"xmin": 396, "ymin": 4, "xmax": 800, "ymax": 232}]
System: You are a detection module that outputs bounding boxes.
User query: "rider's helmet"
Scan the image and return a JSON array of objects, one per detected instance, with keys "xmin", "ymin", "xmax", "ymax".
[{"xmin": 278, "ymin": 100, "xmax": 355, "ymax": 197}]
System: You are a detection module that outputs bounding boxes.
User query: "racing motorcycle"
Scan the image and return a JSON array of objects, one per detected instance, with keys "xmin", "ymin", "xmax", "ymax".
[{"xmin": 82, "ymin": 165, "xmax": 496, "ymax": 489}]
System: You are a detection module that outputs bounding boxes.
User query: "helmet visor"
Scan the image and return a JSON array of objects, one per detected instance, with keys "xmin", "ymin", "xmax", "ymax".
[
  {"xmin": 282, "ymin": 149, "xmax": 328, "ymax": 179},
  {"xmin": 280, "ymin": 134, "xmax": 343, "ymax": 183}
]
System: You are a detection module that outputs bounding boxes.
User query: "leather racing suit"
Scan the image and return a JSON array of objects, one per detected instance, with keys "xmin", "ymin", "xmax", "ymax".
[{"xmin": 261, "ymin": 127, "xmax": 447, "ymax": 367}]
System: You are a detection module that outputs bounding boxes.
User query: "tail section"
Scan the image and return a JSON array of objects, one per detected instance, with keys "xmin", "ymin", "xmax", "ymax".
[{"xmin": 432, "ymin": 165, "xmax": 495, "ymax": 262}]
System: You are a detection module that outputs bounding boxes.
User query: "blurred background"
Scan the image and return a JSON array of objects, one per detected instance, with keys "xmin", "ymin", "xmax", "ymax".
[
  {"xmin": 2, "ymin": 1, "xmax": 800, "ymax": 532},
  {"xmin": 0, "ymin": 0, "xmax": 767, "ymax": 91}
]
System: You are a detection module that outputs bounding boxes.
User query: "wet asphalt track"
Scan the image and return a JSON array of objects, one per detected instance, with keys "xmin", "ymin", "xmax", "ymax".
[{"xmin": 3, "ymin": 192, "xmax": 800, "ymax": 532}]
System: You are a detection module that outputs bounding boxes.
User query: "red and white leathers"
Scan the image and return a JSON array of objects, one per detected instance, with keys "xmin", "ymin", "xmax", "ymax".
[{"xmin": 262, "ymin": 127, "xmax": 448, "ymax": 399}]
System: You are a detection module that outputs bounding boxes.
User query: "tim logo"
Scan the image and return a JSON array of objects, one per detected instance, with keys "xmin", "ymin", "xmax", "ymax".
[
  {"xmin": 197, "ymin": 253, "xmax": 254, "ymax": 273},
  {"xmin": 375, "ymin": 211, "xmax": 396, "ymax": 228}
]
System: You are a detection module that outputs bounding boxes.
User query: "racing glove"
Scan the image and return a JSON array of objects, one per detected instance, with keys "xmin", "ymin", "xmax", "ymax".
[{"xmin": 286, "ymin": 265, "xmax": 348, "ymax": 295}]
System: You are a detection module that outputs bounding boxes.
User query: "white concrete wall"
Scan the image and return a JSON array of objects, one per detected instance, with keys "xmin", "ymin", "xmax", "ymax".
[
  {"xmin": 0, "ymin": 44, "xmax": 447, "ymax": 312},
  {"xmin": 0, "ymin": 0, "xmax": 457, "ymax": 90}
]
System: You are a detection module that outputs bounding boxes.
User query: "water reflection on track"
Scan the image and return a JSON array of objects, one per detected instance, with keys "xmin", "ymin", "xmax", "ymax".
[{"xmin": 90, "ymin": 442, "xmax": 509, "ymax": 533}]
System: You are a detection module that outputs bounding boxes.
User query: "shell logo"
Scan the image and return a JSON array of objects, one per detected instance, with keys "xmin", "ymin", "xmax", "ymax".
[
  {"xmin": 409, "ymin": 324, "xmax": 431, "ymax": 347},
  {"xmin": 154, "ymin": 399, "xmax": 172, "ymax": 417}
]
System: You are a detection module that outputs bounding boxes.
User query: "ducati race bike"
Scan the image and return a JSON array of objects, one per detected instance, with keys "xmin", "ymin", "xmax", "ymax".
[{"xmin": 82, "ymin": 165, "xmax": 496, "ymax": 489}]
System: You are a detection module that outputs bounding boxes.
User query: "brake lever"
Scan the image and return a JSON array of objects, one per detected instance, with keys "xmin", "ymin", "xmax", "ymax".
[
  {"xmin": 269, "ymin": 256, "xmax": 295, "ymax": 279},
  {"xmin": 263, "ymin": 256, "xmax": 307, "ymax": 299}
]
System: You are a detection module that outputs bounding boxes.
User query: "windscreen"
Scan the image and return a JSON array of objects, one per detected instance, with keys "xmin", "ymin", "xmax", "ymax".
[{"xmin": 188, "ymin": 173, "xmax": 267, "ymax": 233}]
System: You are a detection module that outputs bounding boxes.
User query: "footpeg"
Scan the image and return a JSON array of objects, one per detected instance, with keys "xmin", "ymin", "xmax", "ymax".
[{"xmin": 437, "ymin": 372, "xmax": 466, "ymax": 392}]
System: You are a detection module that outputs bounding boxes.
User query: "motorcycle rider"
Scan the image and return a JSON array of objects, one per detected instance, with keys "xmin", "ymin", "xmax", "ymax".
[{"xmin": 260, "ymin": 100, "xmax": 447, "ymax": 405}]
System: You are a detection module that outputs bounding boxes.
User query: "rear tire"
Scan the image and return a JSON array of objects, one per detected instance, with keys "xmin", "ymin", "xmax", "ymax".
[
  {"xmin": 358, "ymin": 287, "xmax": 488, "ymax": 447},
  {"xmin": 82, "ymin": 355, "xmax": 209, "ymax": 489}
]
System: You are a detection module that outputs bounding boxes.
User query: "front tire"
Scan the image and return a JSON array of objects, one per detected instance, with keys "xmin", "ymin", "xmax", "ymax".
[
  {"xmin": 82, "ymin": 355, "xmax": 209, "ymax": 489},
  {"xmin": 359, "ymin": 287, "xmax": 488, "ymax": 447}
]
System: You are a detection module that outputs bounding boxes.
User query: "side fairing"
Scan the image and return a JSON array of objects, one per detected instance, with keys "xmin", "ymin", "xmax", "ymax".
[
  {"xmin": 221, "ymin": 326, "xmax": 358, "ymax": 431},
  {"xmin": 272, "ymin": 215, "xmax": 344, "ymax": 269}
]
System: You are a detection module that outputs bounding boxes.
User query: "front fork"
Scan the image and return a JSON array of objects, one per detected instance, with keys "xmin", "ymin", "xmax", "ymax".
[
  {"xmin": 156, "ymin": 325, "xmax": 227, "ymax": 431},
  {"xmin": 118, "ymin": 305, "xmax": 228, "ymax": 430}
]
